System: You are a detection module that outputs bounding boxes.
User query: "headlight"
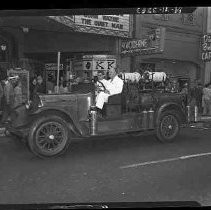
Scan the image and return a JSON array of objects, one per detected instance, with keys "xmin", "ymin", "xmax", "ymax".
[
  {"xmin": 26, "ymin": 94, "xmax": 43, "ymax": 111},
  {"xmin": 25, "ymin": 100, "xmax": 32, "ymax": 109},
  {"xmin": 38, "ymin": 99, "xmax": 43, "ymax": 108}
]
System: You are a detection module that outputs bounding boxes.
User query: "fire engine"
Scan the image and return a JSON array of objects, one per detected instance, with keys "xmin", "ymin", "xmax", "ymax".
[{"xmin": 5, "ymin": 71, "xmax": 196, "ymax": 158}]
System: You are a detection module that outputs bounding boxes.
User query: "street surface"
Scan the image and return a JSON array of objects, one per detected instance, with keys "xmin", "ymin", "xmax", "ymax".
[{"xmin": 0, "ymin": 127, "xmax": 211, "ymax": 206}]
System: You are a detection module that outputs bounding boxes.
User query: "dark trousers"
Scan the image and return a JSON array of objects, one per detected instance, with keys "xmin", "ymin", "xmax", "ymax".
[
  {"xmin": 195, "ymin": 99, "xmax": 202, "ymax": 114},
  {"xmin": 1, "ymin": 103, "xmax": 13, "ymax": 123}
]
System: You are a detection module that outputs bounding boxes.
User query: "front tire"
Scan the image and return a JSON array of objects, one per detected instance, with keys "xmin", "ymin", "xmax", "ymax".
[
  {"xmin": 28, "ymin": 115, "xmax": 71, "ymax": 158},
  {"xmin": 156, "ymin": 110, "xmax": 180, "ymax": 143}
]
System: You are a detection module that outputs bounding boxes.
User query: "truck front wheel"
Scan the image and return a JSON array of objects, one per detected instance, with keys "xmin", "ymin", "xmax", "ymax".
[
  {"xmin": 28, "ymin": 115, "xmax": 71, "ymax": 158},
  {"xmin": 156, "ymin": 110, "xmax": 180, "ymax": 143}
]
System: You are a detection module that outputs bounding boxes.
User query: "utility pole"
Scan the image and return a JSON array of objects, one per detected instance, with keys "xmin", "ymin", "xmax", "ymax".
[
  {"xmin": 56, "ymin": 51, "xmax": 61, "ymax": 93},
  {"xmin": 130, "ymin": 14, "xmax": 136, "ymax": 72}
]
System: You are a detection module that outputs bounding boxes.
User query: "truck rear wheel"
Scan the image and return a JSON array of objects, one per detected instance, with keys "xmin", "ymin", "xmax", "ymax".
[
  {"xmin": 156, "ymin": 110, "xmax": 180, "ymax": 143},
  {"xmin": 28, "ymin": 115, "xmax": 71, "ymax": 158}
]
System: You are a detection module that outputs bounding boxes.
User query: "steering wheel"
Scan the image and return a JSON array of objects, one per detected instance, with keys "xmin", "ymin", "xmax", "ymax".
[{"xmin": 95, "ymin": 80, "xmax": 106, "ymax": 93}]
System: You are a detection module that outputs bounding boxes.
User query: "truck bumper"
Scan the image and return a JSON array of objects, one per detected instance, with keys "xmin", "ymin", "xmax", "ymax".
[{"xmin": 6, "ymin": 124, "xmax": 29, "ymax": 139}]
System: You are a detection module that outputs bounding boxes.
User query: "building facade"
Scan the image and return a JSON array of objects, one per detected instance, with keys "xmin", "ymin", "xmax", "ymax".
[
  {"xmin": 133, "ymin": 7, "xmax": 206, "ymax": 85},
  {"xmin": 0, "ymin": 9, "xmax": 207, "ymax": 85},
  {"xmin": 203, "ymin": 7, "xmax": 211, "ymax": 85},
  {"xmin": 0, "ymin": 15, "xmax": 132, "ymax": 81}
]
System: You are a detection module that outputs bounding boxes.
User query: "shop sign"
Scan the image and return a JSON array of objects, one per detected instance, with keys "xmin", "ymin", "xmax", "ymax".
[
  {"xmin": 83, "ymin": 59, "xmax": 116, "ymax": 71},
  {"xmin": 84, "ymin": 59, "xmax": 116, "ymax": 71},
  {"xmin": 201, "ymin": 34, "xmax": 211, "ymax": 62},
  {"xmin": 121, "ymin": 27, "xmax": 165, "ymax": 56},
  {"xmin": 45, "ymin": 63, "xmax": 63, "ymax": 71},
  {"xmin": 48, "ymin": 15, "xmax": 131, "ymax": 38}
]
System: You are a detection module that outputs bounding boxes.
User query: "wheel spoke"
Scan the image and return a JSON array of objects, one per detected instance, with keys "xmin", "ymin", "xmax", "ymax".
[
  {"xmin": 41, "ymin": 142, "xmax": 48, "ymax": 149},
  {"xmin": 52, "ymin": 140, "xmax": 58, "ymax": 147},
  {"xmin": 39, "ymin": 130, "xmax": 46, "ymax": 136},
  {"xmin": 38, "ymin": 134, "xmax": 46, "ymax": 138},
  {"xmin": 47, "ymin": 142, "xmax": 51, "ymax": 150},
  {"xmin": 54, "ymin": 132, "xmax": 63, "ymax": 138},
  {"xmin": 54, "ymin": 137, "xmax": 62, "ymax": 144},
  {"xmin": 41, "ymin": 127, "xmax": 48, "ymax": 134},
  {"xmin": 47, "ymin": 125, "xmax": 52, "ymax": 134},
  {"xmin": 161, "ymin": 115, "xmax": 178, "ymax": 139},
  {"xmin": 50, "ymin": 124, "xmax": 56, "ymax": 133},
  {"xmin": 37, "ymin": 137, "xmax": 46, "ymax": 144}
]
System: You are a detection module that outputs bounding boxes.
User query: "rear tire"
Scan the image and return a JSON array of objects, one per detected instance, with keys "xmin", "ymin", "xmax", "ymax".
[
  {"xmin": 28, "ymin": 115, "xmax": 71, "ymax": 158},
  {"xmin": 156, "ymin": 110, "xmax": 181, "ymax": 143}
]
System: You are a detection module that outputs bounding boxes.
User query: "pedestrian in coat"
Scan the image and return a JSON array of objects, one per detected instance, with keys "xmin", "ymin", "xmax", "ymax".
[
  {"xmin": 14, "ymin": 79, "xmax": 23, "ymax": 108},
  {"xmin": 29, "ymin": 77, "xmax": 38, "ymax": 100},
  {"xmin": 36, "ymin": 75, "xmax": 45, "ymax": 94},
  {"xmin": 180, "ymin": 83, "xmax": 189, "ymax": 105},
  {"xmin": 202, "ymin": 83, "xmax": 211, "ymax": 115},
  {"xmin": 193, "ymin": 80, "xmax": 203, "ymax": 114},
  {"xmin": 0, "ymin": 81, "xmax": 3, "ymax": 110},
  {"xmin": 1, "ymin": 76, "xmax": 17, "ymax": 124}
]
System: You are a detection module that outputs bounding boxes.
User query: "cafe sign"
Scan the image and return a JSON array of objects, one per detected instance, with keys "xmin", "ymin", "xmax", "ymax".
[
  {"xmin": 121, "ymin": 27, "xmax": 166, "ymax": 56},
  {"xmin": 201, "ymin": 34, "xmax": 211, "ymax": 62}
]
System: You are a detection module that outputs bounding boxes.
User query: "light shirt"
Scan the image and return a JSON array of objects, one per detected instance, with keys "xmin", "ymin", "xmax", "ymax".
[
  {"xmin": 106, "ymin": 75, "xmax": 124, "ymax": 95},
  {"xmin": 4, "ymin": 80, "xmax": 14, "ymax": 105},
  {"xmin": 14, "ymin": 86, "xmax": 23, "ymax": 107},
  {"xmin": 203, "ymin": 88, "xmax": 211, "ymax": 100},
  {"xmin": 96, "ymin": 79, "xmax": 109, "ymax": 91}
]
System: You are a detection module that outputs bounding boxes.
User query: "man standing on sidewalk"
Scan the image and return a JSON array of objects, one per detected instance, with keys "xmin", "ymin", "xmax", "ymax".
[
  {"xmin": 193, "ymin": 80, "xmax": 203, "ymax": 114},
  {"xmin": 1, "ymin": 76, "xmax": 17, "ymax": 124}
]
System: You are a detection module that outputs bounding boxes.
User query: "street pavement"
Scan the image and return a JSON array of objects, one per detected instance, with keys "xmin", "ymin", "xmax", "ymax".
[{"xmin": 0, "ymin": 127, "xmax": 211, "ymax": 206}]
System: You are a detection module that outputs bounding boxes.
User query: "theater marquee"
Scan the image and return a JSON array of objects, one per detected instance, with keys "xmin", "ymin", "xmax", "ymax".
[{"xmin": 48, "ymin": 15, "xmax": 131, "ymax": 38}]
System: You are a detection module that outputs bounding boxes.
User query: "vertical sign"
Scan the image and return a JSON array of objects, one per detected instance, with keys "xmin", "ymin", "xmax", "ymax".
[{"xmin": 201, "ymin": 34, "xmax": 211, "ymax": 62}]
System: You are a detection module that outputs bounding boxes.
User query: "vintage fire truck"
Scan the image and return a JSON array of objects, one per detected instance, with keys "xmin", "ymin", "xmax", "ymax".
[{"xmin": 5, "ymin": 71, "xmax": 196, "ymax": 158}]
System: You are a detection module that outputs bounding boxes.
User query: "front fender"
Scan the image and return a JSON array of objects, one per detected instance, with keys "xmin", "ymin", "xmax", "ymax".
[
  {"xmin": 155, "ymin": 102, "xmax": 187, "ymax": 125},
  {"xmin": 29, "ymin": 107, "xmax": 87, "ymax": 136}
]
